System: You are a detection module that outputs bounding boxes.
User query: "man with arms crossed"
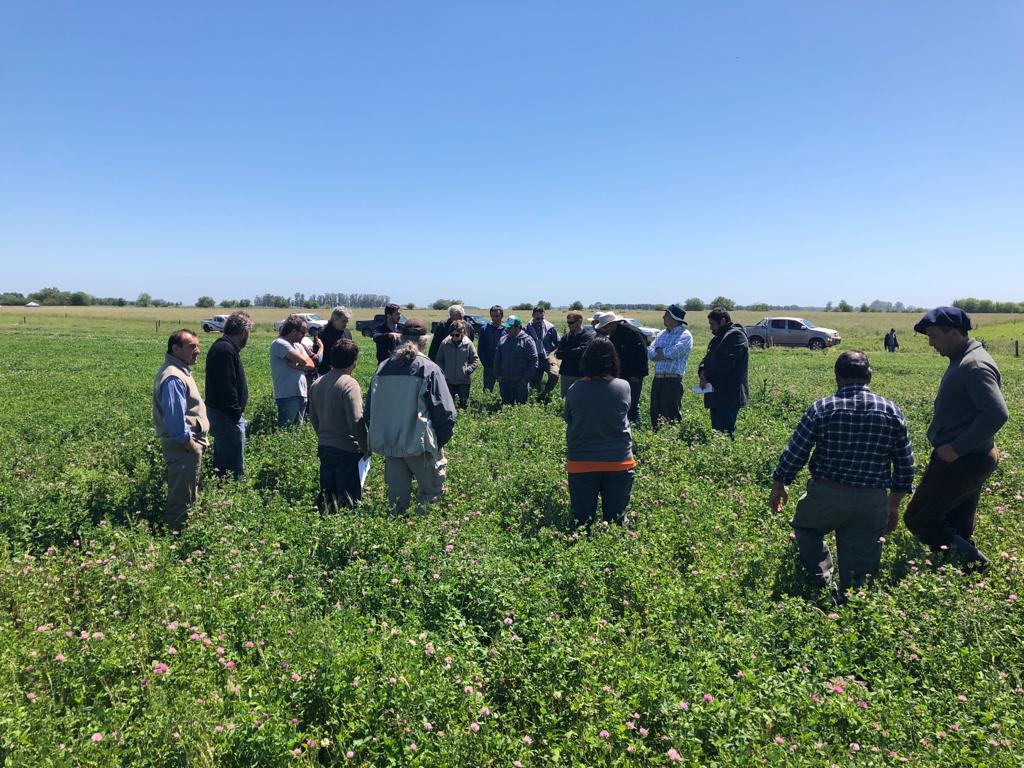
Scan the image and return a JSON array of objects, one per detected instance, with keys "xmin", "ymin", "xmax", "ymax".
[
  {"xmin": 770, "ymin": 351, "xmax": 914, "ymax": 596},
  {"xmin": 904, "ymin": 307, "xmax": 1008, "ymax": 568}
]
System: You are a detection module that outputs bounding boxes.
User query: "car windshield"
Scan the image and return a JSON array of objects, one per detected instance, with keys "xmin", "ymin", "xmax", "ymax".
[
  {"xmin": 625, "ymin": 319, "xmax": 641, "ymax": 327},
  {"xmin": 802, "ymin": 319, "xmax": 816, "ymax": 329},
  {"xmin": 305, "ymin": 314, "xmax": 323, "ymax": 322}
]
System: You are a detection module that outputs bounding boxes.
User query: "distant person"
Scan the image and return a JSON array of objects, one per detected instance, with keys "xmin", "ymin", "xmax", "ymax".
[
  {"xmin": 524, "ymin": 305, "xmax": 560, "ymax": 400},
  {"xmin": 903, "ymin": 307, "xmax": 1009, "ymax": 568},
  {"xmin": 564, "ymin": 336, "xmax": 635, "ymax": 527},
  {"xmin": 883, "ymin": 328, "xmax": 899, "ymax": 353},
  {"xmin": 770, "ymin": 351, "xmax": 914, "ymax": 596},
  {"xmin": 367, "ymin": 320, "xmax": 457, "ymax": 514},
  {"xmin": 436, "ymin": 319, "xmax": 480, "ymax": 408},
  {"xmin": 477, "ymin": 305, "xmax": 506, "ymax": 393},
  {"xmin": 494, "ymin": 315, "xmax": 539, "ymax": 406},
  {"xmin": 429, "ymin": 304, "xmax": 476, "ymax": 360},
  {"xmin": 204, "ymin": 310, "xmax": 252, "ymax": 478},
  {"xmin": 317, "ymin": 306, "xmax": 354, "ymax": 375},
  {"xmin": 270, "ymin": 315, "xmax": 320, "ymax": 427},
  {"xmin": 697, "ymin": 307, "xmax": 749, "ymax": 436},
  {"xmin": 593, "ymin": 312, "xmax": 649, "ymax": 423},
  {"xmin": 309, "ymin": 339, "xmax": 368, "ymax": 511},
  {"xmin": 373, "ymin": 303, "xmax": 403, "ymax": 363},
  {"xmin": 647, "ymin": 304, "xmax": 693, "ymax": 429},
  {"xmin": 555, "ymin": 310, "xmax": 595, "ymax": 396},
  {"xmin": 153, "ymin": 329, "xmax": 209, "ymax": 532}
]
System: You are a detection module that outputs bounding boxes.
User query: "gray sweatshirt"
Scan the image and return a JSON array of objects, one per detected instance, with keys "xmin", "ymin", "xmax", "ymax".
[
  {"xmin": 564, "ymin": 378, "xmax": 634, "ymax": 462},
  {"xmin": 927, "ymin": 339, "xmax": 1008, "ymax": 456}
]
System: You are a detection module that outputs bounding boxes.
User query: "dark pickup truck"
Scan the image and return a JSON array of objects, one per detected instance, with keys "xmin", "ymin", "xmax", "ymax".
[{"xmin": 355, "ymin": 314, "xmax": 406, "ymax": 337}]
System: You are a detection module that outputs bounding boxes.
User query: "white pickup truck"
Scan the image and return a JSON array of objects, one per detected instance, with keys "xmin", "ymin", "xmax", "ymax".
[{"xmin": 744, "ymin": 317, "xmax": 841, "ymax": 350}]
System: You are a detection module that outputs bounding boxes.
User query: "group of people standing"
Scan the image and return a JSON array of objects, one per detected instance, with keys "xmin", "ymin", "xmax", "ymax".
[{"xmin": 152, "ymin": 303, "xmax": 1008, "ymax": 602}]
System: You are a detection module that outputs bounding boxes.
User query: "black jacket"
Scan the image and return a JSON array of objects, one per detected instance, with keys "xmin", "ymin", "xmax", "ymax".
[
  {"xmin": 608, "ymin": 322, "xmax": 649, "ymax": 381},
  {"xmin": 698, "ymin": 323, "xmax": 749, "ymax": 409},
  {"xmin": 316, "ymin": 325, "xmax": 353, "ymax": 375},
  {"xmin": 373, "ymin": 321, "xmax": 400, "ymax": 363},
  {"xmin": 556, "ymin": 326, "xmax": 595, "ymax": 377},
  {"xmin": 204, "ymin": 336, "xmax": 248, "ymax": 421}
]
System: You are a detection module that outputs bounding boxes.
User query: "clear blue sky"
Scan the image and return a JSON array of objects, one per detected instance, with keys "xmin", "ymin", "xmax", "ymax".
[{"xmin": 2, "ymin": 2, "xmax": 1021, "ymax": 307}]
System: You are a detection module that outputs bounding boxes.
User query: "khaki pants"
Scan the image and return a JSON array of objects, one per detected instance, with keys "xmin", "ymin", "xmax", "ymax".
[
  {"xmin": 384, "ymin": 452, "xmax": 447, "ymax": 514},
  {"xmin": 162, "ymin": 439, "xmax": 202, "ymax": 531},
  {"xmin": 791, "ymin": 479, "xmax": 887, "ymax": 592}
]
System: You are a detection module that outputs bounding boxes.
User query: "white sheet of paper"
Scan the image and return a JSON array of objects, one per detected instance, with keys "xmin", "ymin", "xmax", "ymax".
[
  {"xmin": 358, "ymin": 456, "xmax": 371, "ymax": 488},
  {"xmin": 692, "ymin": 383, "xmax": 715, "ymax": 394}
]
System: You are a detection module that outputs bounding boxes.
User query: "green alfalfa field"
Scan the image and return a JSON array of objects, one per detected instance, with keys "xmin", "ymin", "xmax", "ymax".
[{"xmin": 1, "ymin": 306, "xmax": 1022, "ymax": 766}]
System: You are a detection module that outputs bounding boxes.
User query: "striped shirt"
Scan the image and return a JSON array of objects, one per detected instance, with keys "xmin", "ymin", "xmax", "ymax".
[
  {"xmin": 773, "ymin": 384, "xmax": 914, "ymax": 492},
  {"xmin": 647, "ymin": 325, "xmax": 693, "ymax": 376}
]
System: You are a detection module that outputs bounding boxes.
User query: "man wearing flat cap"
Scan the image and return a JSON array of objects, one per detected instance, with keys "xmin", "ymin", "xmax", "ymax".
[
  {"xmin": 903, "ymin": 306, "xmax": 1008, "ymax": 568},
  {"xmin": 647, "ymin": 303, "xmax": 693, "ymax": 429}
]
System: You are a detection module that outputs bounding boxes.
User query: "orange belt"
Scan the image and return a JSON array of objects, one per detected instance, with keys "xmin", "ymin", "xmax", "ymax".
[{"xmin": 566, "ymin": 458, "xmax": 637, "ymax": 474}]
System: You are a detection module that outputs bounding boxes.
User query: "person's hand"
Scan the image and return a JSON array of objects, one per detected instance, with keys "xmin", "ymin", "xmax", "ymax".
[
  {"xmin": 769, "ymin": 481, "xmax": 788, "ymax": 513},
  {"xmin": 885, "ymin": 507, "xmax": 900, "ymax": 533},
  {"xmin": 699, "ymin": 372, "xmax": 709, "ymax": 387},
  {"xmin": 653, "ymin": 349, "xmax": 666, "ymax": 361},
  {"xmin": 362, "ymin": 451, "xmax": 371, "ymax": 461},
  {"xmin": 935, "ymin": 444, "xmax": 959, "ymax": 463}
]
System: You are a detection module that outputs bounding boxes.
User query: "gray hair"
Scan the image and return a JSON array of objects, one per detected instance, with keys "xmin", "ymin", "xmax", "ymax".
[
  {"xmin": 393, "ymin": 337, "xmax": 427, "ymax": 364},
  {"xmin": 448, "ymin": 304, "xmax": 465, "ymax": 318},
  {"xmin": 224, "ymin": 311, "xmax": 253, "ymax": 336},
  {"xmin": 330, "ymin": 305, "xmax": 352, "ymax": 322}
]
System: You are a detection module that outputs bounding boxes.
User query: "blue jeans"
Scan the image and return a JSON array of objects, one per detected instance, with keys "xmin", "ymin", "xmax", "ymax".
[
  {"xmin": 709, "ymin": 406, "xmax": 740, "ymax": 435},
  {"xmin": 317, "ymin": 445, "xmax": 362, "ymax": 511},
  {"xmin": 568, "ymin": 469, "xmax": 634, "ymax": 527},
  {"xmin": 499, "ymin": 378, "xmax": 530, "ymax": 405},
  {"xmin": 208, "ymin": 407, "xmax": 246, "ymax": 478},
  {"xmin": 276, "ymin": 396, "xmax": 306, "ymax": 427}
]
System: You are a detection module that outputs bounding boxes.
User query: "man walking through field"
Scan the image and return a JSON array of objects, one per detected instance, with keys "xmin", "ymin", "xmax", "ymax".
[
  {"xmin": 903, "ymin": 307, "xmax": 1008, "ymax": 568},
  {"xmin": 769, "ymin": 351, "xmax": 914, "ymax": 596},
  {"xmin": 153, "ymin": 329, "xmax": 209, "ymax": 532}
]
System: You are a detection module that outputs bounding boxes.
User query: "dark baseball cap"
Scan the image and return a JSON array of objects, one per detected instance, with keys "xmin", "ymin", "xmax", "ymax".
[{"xmin": 913, "ymin": 306, "xmax": 972, "ymax": 335}]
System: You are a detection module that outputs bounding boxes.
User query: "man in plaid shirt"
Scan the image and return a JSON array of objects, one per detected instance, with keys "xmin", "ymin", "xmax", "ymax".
[{"xmin": 769, "ymin": 351, "xmax": 914, "ymax": 595}]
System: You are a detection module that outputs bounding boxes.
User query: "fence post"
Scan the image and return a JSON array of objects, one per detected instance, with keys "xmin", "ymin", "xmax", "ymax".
[{"xmin": 1016, "ymin": 340, "xmax": 1019, "ymax": 358}]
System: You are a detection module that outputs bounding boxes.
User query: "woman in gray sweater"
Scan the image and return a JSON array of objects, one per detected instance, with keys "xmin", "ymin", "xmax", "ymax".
[{"xmin": 564, "ymin": 336, "xmax": 636, "ymax": 527}]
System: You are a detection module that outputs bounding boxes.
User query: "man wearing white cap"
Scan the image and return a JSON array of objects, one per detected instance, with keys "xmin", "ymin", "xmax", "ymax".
[{"xmin": 594, "ymin": 311, "xmax": 649, "ymax": 424}]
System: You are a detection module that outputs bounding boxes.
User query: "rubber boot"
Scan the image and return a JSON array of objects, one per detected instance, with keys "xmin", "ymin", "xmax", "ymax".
[{"xmin": 950, "ymin": 535, "xmax": 990, "ymax": 570}]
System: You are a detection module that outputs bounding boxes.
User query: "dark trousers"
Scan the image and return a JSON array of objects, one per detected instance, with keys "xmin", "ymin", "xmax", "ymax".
[
  {"xmin": 904, "ymin": 447, "xmax": 999, "ymax": 548},
  {"xmin": 709, "ymin": 406, "xmax": 740, "ymax": 435},
  {"xmin": 568, "ymin": 469, "xmax": 634, "ymax": 527},
  {"xmin": 650, "ymin": 376, "xmax": 683, "ymax": 429},
  {"xmin": 446, "ymin": 379, "xmax": 471, "ymax": 409},
  {"xmin": 625, "ymin": 378, "xmax": 644, "ymax": 424},
  {"xmin": 531, "ymin": 361, "xmax": 559, "ymax": 400},
  {"xmin": 482, "ymin": 366, "xmax": 498, "ymax": 393},
  {"xmin": 499, "ymin": 378, "xmax": 530, "ymax": 405},
  {"xmin": 208, "ymin": 407, "xmax": 246, "ymax": 478},
  {"xmin": 317, "ymin": 445, "xmax": 362, "ymax": 511}
]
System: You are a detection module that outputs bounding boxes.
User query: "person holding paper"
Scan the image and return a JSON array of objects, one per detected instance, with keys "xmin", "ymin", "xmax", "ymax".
[
  {"xmin": 309, "ymin": 338, "xmax": 369, "ymax": 511},
  {"xmin": 697, "ymin": 307, "xmax": 749, "ymax": 436}
]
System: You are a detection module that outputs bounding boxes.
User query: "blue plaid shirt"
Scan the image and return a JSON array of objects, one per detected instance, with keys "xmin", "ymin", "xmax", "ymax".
[
  {"xmin": 647, "ymin": 325, "xmax": 693, "ymax": 376},
  {"xmin": 773, "ymin": 384, "xmax": 914, "ymax": 492}
]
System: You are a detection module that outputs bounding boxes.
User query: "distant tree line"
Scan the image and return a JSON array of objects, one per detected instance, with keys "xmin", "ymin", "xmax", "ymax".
[
  {"xmin": 0, "ymin": 287, "xmax": 178, "ymax": 307},
  {"xmin": 824, "ymin": 299, "xmax": 924, "ymax": 313},
  {"xmin": 952, "ymin": 297, "xmax": 1024, "ymax": 314},
  {"xmin": 252, "ymin": 292, "xmax": 390, "ymax": 309}
]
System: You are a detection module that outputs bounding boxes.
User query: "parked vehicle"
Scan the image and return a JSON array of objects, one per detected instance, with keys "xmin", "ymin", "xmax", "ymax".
[
  {"xmin": 464, "ymin": 314, "xmax": 488, "ymax": 335},
  {"xmin": 355, "ymin": 314, "xmax": 406, "ymax": 337},
  {"xmin": 273, "ymin": 313, "xmax": 328, "ymax": 332},
  {"xmin": 201, "ymin": 315, "xmax": 229, "ymax": 333},
  {"xmin": 623, "ymin": 318, "xmax": 658, "ymax": 345},
  {"xmin": 744, "ymin": 317, "xmax": 841, "ymax": 350}
]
